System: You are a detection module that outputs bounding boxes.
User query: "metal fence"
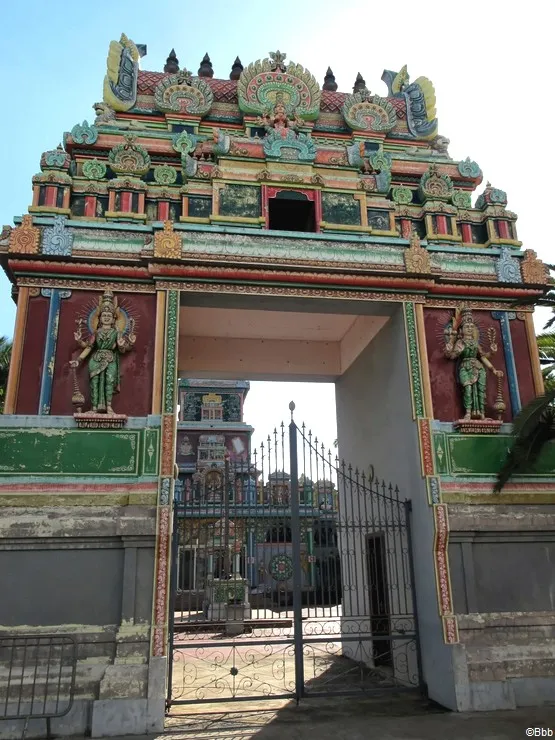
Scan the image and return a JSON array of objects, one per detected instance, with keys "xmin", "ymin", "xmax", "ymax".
[
  {"xmin": 167, "ymin": 413, "xmax": 422, "ymax": 706},
  {"xmin": 0, "ymin": 634, "xmax": 77, "ymax": 739}
]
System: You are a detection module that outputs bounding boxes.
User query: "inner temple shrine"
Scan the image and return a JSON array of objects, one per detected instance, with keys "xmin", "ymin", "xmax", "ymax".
[{"xmin": 1, "ymin": 35, "xmax": 554, "ymax": 738}]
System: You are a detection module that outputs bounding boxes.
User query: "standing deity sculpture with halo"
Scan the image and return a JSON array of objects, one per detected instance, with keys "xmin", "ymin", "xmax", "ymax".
[
  {"xmin": 70, "ymin": 290, "xmax": 136, "ymax": 416},
  {"xmin": 444, "ymin": 305, "xmax": 503, "ymax": 421}
]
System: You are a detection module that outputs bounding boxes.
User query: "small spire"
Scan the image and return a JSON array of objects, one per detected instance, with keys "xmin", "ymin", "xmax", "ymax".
[
  {"xmin": 353, "ymin": 72, "xmax": 366, "ymax": 93},
  {"xmin": 164, "ymin": 49, "xmax": 179, "ymax": 74},
  {"xmin": 198, "ymin": 53, "xmax": 214, "ymax": 78},
  {"xmin": 230, "ymin": 56, "xmax": 243, "ymax": 80},
  {"xmin": 323, "ymin": 66, "xmax": 337, "ymax": 92}
]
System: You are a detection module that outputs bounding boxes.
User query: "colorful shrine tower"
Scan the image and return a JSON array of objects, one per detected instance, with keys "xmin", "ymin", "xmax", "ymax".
[{"xmin": 1, "ymin": 35, "xmax": 555, "ymax": 737}]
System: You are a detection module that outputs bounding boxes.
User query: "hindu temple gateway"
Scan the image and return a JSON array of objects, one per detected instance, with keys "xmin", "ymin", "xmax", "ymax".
[{"xmin": 1, "ymin": 35, "xmax": 554, "ymax": 737}]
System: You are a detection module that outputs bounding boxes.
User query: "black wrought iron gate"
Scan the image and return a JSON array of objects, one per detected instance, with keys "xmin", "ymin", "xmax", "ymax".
[{"xmin": 166, "ymin": 410, "xmax": 422, "ymax": 707}]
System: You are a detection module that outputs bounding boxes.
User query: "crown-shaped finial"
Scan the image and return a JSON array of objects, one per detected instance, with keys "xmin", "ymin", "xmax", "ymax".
[
  {"xmin": 164, "ymin": 49, "xmax": 179, "ymax": 74},
  {"xmin": 198, "ymin": 53, "xmax": 213, "ymax": 78},
  {"xmin": 323, "ymin": 67, "xmax": 337, "ymax": 92}
]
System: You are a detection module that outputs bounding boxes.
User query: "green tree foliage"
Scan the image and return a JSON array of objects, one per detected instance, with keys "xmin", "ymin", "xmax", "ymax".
[
  {"xmin": 495, "ymin": 288, "xmax": 555, "ymax": 491},
  {"xmin": 0, "ymin": 337, "xmax": 12, "ymax": 413}
]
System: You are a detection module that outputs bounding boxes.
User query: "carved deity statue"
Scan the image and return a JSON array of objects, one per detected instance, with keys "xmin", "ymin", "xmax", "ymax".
[
  {"xmin": 179, "ymin": 436, "xmax": 194, "ymax": 455},
  {"xmin": 70, "ymin": 290, "xmax": 136, "ymax": 415},
  {"xmin": 444, "ymin": 306, "xmax": 502, "ymax": 421},
  {"xmin": 257, "ymin": 93, "xmax": 303, "ymax": 137}
]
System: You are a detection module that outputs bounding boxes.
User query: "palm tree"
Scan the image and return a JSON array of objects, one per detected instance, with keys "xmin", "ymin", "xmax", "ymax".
[
  {"xmin": 537, "ymin": 331, "xmax": 555, "ymax": 392},
  {"xmin": 495, "ymin": 285, "xmax": 555, "ymax": 491},
  {"xmin": 0, "ymin": 337, "xmax": 12, "ymax": 413}
]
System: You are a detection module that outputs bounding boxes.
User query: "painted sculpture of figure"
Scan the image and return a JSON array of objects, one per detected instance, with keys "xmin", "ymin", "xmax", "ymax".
[
  {"xmin": 258, "ymin": 93, "xmax": 302, "ymax": 136},
  {"xmin": 179, "ymin": 435, "xmax": 193, "ymax": 455},
  {"xmin": 444, "ymin": 306, "xmax": 502, "ymax": 420},
  {"xmin": 70, "ymin": 290, "xmax": 135, "ymax": 415}
]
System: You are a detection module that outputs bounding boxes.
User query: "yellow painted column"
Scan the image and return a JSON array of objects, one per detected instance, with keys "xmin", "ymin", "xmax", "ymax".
[
  {"xmin": 415, "ymin": 303, "xmax": 434, "ymax": 418},
  {"xmin": 4, "ymin": 286, "xmax": 29, "ymax": 414}
]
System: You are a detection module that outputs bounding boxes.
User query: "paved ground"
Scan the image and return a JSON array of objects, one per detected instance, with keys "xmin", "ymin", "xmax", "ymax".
[{"xmin": 92, "ymin": 695, "xmax": 555, "ymax": 740}]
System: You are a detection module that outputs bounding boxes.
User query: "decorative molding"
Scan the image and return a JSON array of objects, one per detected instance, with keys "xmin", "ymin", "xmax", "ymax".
[
  {"xmin": 404, "ymin": 302, "xmax": 425, "ymax": 418},
  {"xmin": 342, "ymin": 90, "xmax": 397, "ymax": 132},
  {"xmin": 42, "ymin": 216, "xmax": 73, "ymax": 256},
  {"xmin": 521, "ymin": 250, "xmax": 548, "ymax": 284},
  {"xmin": 154, "ymin": 221, "xmax": 182, "ymax": 259},
  {"xmin": 70, "ymin": 121, "xmax": 98, "ymax": 145},
  {"xmin": 154, "ymin": 73, "xmax": 214, "ymax": 116},
  {"xmin": 161, "ymin": 415, "xmax": 175, "ymax": 476},
  {"xmin": 16, "ymin": 276, "xmax": 156, "ymax": 293},
  {"xmin": 433, "ymin": 504, "xmax": 458, "ymax": 643},
  {"xmin": 152, "ymin": 505, "xmax": 171, "ymax": 656},
  {"xmin": 152, "ymin": 288, "xmax": 179, "ymax": 658},
  {"xmin": 153, "ymin": 165, "xmax": 178, "ymax": 186},
  {"xmin": 496, "ymin": 247, "xmax": 521, "ymax": 283},
  {"xmin": 82, "ymin": 160, "xmax": 107, "ymax": 180},
  {"xmin": 427, "ymin": 476, "xmax": 441, "ymax": 504},
  {"xmin": 419, "ymin": 164, "xmax": 453, "ymax": 202},
  {"xmin": 457, "ymin": 158, "xmax": 482, "ymax": 178},
  {"xmin": 9, "ymin": 215, "xmax": 40, "ymax": 254},
  {"xmin": 404, "ymin": 232, "xmax": 431, "ymax": 274},
  {"xmin": 418, "ymin": 418, "xmax": 435, "ymax": 477},
  {"xmin": 108, "ymin": 134, "xmax": 151, "ymax": 176},
  {"xmin": 163, "ymin": 290, "xmax": 179, "ymax": 415},
  {"xmin": 237, "ymin": 52, "xmax": 321, "ymax": 120},
  {"xmin": 263, "ymin": 129, "xmax": 316, "ymax": 162}
]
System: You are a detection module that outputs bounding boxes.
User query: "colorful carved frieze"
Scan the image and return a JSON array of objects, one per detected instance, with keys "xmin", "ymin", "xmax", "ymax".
[
  {"xmin": 9, "ymin": 215, "xmax": 40, "ymax": 254},
  {"xmin": 70, "ymin": 121, "xmax": 98, "ymax": 145},
  {"xmin": 154, "ymin": 220, "xmax": 182, "ymax": 259},
  {"xmin": 381, "ymin": 66, "xmax": 438, "ymax": 139},
  {"xmin": 342, "ymin": 90, "xmax": 397, "ymax": 133},
  {"xmin": 154, "ymin": 70, "xmax": 214, "ymax": 116},
  {"xmin": 404, "ymin": 231, "xmax": 431, "ymax": 274},
  {"xmin": 419, "ymin": 164, "xmax": 454, "ymax": 202},
  {"xmin": 108, "ymin": 134, "xmax": 151, "ymax": 176},
  {"xmin": 237, "ymin": 51, "xmax": 321, "ymax": 121},
  {"xmin": 103, "ymin": 33, "xmax": 140, "ymax": 112},
  {"xmin": 42, "ymin": 216, "xmax": 73, "ymax": 256},
  {"xmin": 475, "ymin": 182, "xmax": 508, "ymax": 209},
  {"xmin": 521, "ymin": 250, "xmax": 548, "ymax": 284}
]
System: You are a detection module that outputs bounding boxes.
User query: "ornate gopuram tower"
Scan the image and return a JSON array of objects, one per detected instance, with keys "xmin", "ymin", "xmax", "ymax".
[{"xmin": 1, "ymin": 36, "xmax": 554, "ymax": 736}]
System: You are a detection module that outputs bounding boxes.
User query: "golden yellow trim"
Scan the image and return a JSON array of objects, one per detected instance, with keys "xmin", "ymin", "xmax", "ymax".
[
  {"xmin": 426, "ymin": 234, "xmax": 463, "ymax": 243},
  {"xmin": 319, "ymin": 222, "xmax": 372, "ymax": 233},
  {"xmin": 370, "ymin": 228, "xmax": 399, "ymax": 237},
  {"xmin": 105, "ymin": 211, "xmax": 146, "ymax": 221},
  {"xmin": 415, "ymin": 304, "xmax": 434, "ymax": 417},
  {"xmin": 358, "ymin": 193, "xmax": 368, "ymax": 227},
  {"xmin": 28, "ymin": 206, "xmax": 71, "ymax": 216},
  {"xmin": 5, "ymin": 287, "xmax": 29, "ymax": 414},
  {"xmin": 209, "ymin": 215, "xmax": 264, "ymax": 224},
  {"xmin": 152, "ymin": 291, "xmax": 166, "ymax": 415},
  {"xmin": 179, "ymin": 216, "xmax": 210, "ymax": 224},
  {"xmin": 525, "ymin": 312, "xmax": 545, "ymax": 395},
  {"xmin": 484, "ymin": 238, "xmax": 522, "ymax": 249}
]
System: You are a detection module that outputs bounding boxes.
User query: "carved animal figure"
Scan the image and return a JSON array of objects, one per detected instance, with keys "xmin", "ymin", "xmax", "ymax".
[{"xmin": 93, "ymin": 102, "xmax": 142, "ymax": 129}]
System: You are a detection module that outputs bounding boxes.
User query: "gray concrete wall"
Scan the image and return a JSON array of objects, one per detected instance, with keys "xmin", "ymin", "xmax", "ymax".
[
  {"xmin": 335, "ymin": 306, "xmax": 458, "ymax": 709},
  {"xmin": 0, "ymin": 505, "xmax": 161, "ymax": 739},
  {"xmin": 450, "ymin": 535, "xmax": 555, "ymax": 614}
]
